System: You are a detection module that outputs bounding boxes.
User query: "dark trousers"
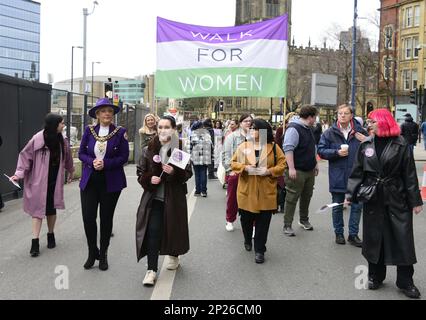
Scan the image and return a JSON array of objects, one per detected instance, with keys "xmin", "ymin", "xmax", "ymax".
[
  {"xmin": 240, "ymin": 210, "xmax": 272, "ymax": 254},
  {"xmin": 145, "ymin": 200, "xmax": 165, "ymax": 272},
  {"xmin": 0, "ymin": 193, "xmax": 3, "ymax": 210},
  {"xmin": 368, "ymin": 240, "xmax": 414, "ymax": 288},
  {"xmin": 80, "ymin": 171, "xmax": 121, "ymax": 254},
  {"xmin": 193, "ymin": 165, "xmax": 208, "ymax": 193}
]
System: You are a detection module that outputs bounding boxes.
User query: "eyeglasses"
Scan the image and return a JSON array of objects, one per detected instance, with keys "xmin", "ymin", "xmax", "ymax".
[{"xmin": 338, "ymin": 112, "xmax": 351, "ymax": 116}]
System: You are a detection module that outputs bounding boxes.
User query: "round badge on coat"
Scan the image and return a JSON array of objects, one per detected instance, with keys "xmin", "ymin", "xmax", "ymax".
[
  {"xmin": 153, "ymin": 155, "xmax": 162, "ymax": 163},
  {"xmin": 365, "ymin": 148, "xmax": 374, "ymax": 158}
]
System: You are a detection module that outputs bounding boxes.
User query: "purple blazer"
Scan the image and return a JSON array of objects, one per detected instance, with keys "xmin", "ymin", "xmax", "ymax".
[{"xmin": 79, "ymin": 124, "xmax": 129, "ymax": 193}]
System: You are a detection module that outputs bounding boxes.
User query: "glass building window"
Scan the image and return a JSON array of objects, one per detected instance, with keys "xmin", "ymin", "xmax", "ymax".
[
  {"xmin": 0, "ymin": 0, "xmax": 40, "ymax": 81},
  {"xmin": 414, "ymin": 6, "xmax": 420, "ymax": 27},
  {"xmin": 406, "ymin": 7, "xmax": 413, "ymax": 27},
  {"xmin": 266, "ymin": 0, "xmax": 280, "ymax": 17},
  {"xmin": 412, "ymin": 69, "xmax": 418, "ymax": 89},
  {"xmin": 236, "ymin": 98, "xmax": 242, "ymax": 108},
  {"xmin": 405, "ymin": 38, "xmax": 412, "ymax": 59},
  {"xmin": 1, "ymin": 0, "xmax": 40, "ymax": 13},
  {"xmin": 0, "ymin": 5, "xmax": 40, "ymax": 23},
  {"xmin": 402, "ymin": 69, "xmax": 411, "ymax": 91},
  {"xmin": 383, "ymin": 57, "xmax": 391, "ymax": 80},
  {"xmin": 413, "ymin": 37, "xmax": 420, "ymax": 58},
  {"xmin": 384, "ymin": 26, "xmax": 393, "ymax": 49}
]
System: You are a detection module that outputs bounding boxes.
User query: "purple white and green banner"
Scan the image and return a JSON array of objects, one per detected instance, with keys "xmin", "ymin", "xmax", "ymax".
[{"xmin": 155, "ymin": 15, "xmax": 288, "ymax": 98}]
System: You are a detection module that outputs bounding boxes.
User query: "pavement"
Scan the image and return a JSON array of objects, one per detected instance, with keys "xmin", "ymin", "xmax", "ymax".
[
  {"xmin": 0, "ymin": 162, "xmax": 425, "ymax": 300},
  {"xmin": 414, "ymin": 145, "xmax": 426, "ymax": 161}
]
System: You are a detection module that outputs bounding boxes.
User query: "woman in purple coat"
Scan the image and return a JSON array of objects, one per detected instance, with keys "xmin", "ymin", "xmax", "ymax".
[
  {"xmin": 79, "ymin": 98, "xmax": 129, "ymax": 271},
  {"xmin": 11, "ymin": 114, "xmax": 74, "ymax": 257}
]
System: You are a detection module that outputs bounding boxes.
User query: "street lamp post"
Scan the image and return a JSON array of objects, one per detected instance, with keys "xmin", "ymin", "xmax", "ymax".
[
  {"xmin": 82, "ymin": 1, "xmax": 98, "ymax": 95},
  {"xmin": 70, "ymin": 45, "xmax": 82, "ymax": 145},
  {"xmin": 351, "ymin": 0, "xmax": 358, "ymax": 112},
  {"xmin": 71, "ymin": 46, "xmax": 83, "ymax": 93},
  {"xmin": 81, "ymin": 1, "xmax": 98, "ymax": 135},
  {"xmin": 91, "ymin": 61, "xmax": 101, "ymax": 108}
]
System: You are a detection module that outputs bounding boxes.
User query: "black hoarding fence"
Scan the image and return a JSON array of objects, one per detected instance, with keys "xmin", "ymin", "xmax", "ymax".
[
  {"xmin": 116, "ymin": 104, "xmax": 136, "ymax": 143},
  {"xmin": 0, "ymin": 74, "xmax": 51, "ymax": 201},
  {"xmin": 51, "ymin": 89, "xmax": 100, "ymax": 146},
  {"xmin": 53, "ymin": 89, "xmax": 137, "ymax": 162}
]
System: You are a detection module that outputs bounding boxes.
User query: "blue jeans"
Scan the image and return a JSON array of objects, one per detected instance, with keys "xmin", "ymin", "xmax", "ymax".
[
  {"xmin": 193, "ymin": 165, "xmax": 207, "ymax": 193},
  {"xmin": 331, "ymin": 192, "xmax": 362, "ymax": 236}
]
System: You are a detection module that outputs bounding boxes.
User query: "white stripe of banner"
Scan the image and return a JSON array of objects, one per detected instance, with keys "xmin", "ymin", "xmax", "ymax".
[{"xmin": 157, "ymin": 39, "xmax": 288, "ymax": 71}]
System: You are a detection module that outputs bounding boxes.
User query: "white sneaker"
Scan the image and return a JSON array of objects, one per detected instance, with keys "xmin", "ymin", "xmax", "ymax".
[
  {"xmin": 166, "ymin": 256, "xmax": 180, "ymax": 270},
  {"xmin": 225, "ymin": 222, "xmax": 234, "ymax": 232},
  {"xmin": 143, "ymin": 270, "xmax": 157, "ymax": 286}
]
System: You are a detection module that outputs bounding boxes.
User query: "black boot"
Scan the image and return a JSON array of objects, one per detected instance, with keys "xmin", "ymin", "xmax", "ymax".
[
  {"xmin": 99, "ymin": 249, "xmax": 108, "ymax": 271},
  {"xmin": 30, "ymin": 239, "xmax": 40, "ymax": 257},
  {"xmin": 47, "ymin": 233, "xmax": 56, "ymax": 249},
  {"xmin": 83, "ymin": 247, "xmax": 100, "ymax": 269}
]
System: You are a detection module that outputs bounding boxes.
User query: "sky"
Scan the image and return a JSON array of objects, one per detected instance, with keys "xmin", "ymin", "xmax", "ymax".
[{"xmin": 37, "ymin": 0, "xmax": 381, "ymax": 84}]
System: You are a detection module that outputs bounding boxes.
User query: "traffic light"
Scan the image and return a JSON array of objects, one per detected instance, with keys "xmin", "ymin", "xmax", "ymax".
[
  {"xmin": 366, "ymin": 101, "xmax": 374, "ymax": 114},
  {"xmin": 410, "ymin": 88, "xmax": 418, "ymax": 105},
  {"xmin": 219, "ymin": 101, "xmax": 224, "ymax": 112},
  {"xmin": 104, "ymin": 82, "xmax": 113, "ymax": 99},
  {"xmin": 423, "ymin": 88, "xmax": 426, "ymax": 106}
]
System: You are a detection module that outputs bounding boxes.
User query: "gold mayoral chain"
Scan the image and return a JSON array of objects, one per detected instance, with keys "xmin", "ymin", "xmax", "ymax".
[{"xmin": 89, "ymin": 126, "xmax": 122, "ymax": 154}]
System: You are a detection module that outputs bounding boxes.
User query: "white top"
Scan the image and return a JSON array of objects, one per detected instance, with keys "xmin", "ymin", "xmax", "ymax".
[
  {"xmin": 340, "ymin": 124, "xmax": 352, "ymax": 140},
  {"xmin": 94, "ymin": 125, "xmax": 110, "ymax": 160}
]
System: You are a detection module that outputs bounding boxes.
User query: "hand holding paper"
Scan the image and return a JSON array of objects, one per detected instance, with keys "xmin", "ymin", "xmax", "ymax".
[
  {"xmin": 3, "ymin": 174, "xmax": 21, "ymax": 189},
  {"xmin": 315, "ymin": 202, "xmax": 347, "ymax": 214},
  {"xmin": 162, "ymin": 164, "xmax": 174, "ymax": 175},
  {"xmin": 158, "ymin": 148, "xmax": 191, "ymax": 178}
]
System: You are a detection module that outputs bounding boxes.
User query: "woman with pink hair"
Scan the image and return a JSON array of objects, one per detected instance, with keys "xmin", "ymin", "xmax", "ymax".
[{"xmin": 346, "ymin": 109, "xmax": 423, "ymax": 299}]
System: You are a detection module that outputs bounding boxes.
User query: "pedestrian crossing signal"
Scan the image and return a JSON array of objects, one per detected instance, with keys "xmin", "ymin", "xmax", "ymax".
[{"xmin": 410, "ymin": 89, "xmax": 418, "ymax": 105}]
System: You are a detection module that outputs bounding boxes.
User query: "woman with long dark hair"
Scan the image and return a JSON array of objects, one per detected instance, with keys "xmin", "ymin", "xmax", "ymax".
[
  {"xmin": 231, "ymin": 119, "xmax": 286, "ymax": 263},
  {"xmin": 11, "ymin": 113, "xmax": 74, "ymax": 257},
  {"xmin": 136, "ymin": 116, "xmax": 193, "ymax": 286},
  {"xmin": 346, "ymin": 109, "xmax": 423, "ymax": 299}
]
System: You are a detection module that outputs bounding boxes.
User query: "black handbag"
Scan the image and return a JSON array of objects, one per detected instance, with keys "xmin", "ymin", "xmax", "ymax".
[{"xmin": 356, "ymin": 180, "xmax": 378, "ymax": 202}]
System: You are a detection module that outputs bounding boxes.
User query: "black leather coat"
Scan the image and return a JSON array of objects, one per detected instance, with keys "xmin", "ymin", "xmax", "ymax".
[{"xmin": 346, "ymin": 135, "xmax": 422, "ymax": 265}]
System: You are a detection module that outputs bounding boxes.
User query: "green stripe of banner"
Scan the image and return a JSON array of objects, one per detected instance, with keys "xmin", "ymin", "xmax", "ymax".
[{"xmin": 155, "ymin": 67, "xmax": 287, "ymax": 98}]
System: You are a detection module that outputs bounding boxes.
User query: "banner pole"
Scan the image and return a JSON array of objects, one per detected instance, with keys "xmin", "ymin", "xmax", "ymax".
[{"xmin": 283, "ymin": 98, "xmax": 287, "ymax": 125}]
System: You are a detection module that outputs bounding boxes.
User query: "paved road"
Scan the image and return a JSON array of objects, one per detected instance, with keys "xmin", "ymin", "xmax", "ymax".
[{"xmin": 0, "ymin": 161, "xmax": 425, "ymax": 300}]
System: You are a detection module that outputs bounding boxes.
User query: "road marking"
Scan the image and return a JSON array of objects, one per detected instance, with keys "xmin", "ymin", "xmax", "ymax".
[{"xmin": 150, "ymin": 187, "xmax": 197, "ymax": 300}]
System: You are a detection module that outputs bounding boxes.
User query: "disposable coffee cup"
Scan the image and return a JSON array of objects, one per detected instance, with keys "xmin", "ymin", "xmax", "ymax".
[{"xmin": 341, "ymin": 144, "xmax": 349, "ymax": 151}]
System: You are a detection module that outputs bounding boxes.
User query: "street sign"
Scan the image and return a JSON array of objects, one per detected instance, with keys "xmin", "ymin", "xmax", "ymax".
[
  {"xmin": 395, "ymin": 104, "xmax": 418, "ymax": 124},
  {"xmin": 311, "ymin": 73, "xmax": 338, "ymax": 107}
]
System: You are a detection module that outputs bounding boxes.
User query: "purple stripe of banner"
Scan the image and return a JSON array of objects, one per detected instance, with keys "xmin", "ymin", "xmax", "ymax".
[{"xmin": 157, "ymin": 15, "xmax": 288, "ymax": 43}]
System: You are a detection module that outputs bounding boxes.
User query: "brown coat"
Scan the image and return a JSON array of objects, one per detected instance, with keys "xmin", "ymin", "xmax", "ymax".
[
  {"xmin": 231, "ymin": 142, "xmax": 286, "ymax": 213},
  {"xmin": 136, "ymin": 136, "xmax": 193, "ymax": 262}
]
